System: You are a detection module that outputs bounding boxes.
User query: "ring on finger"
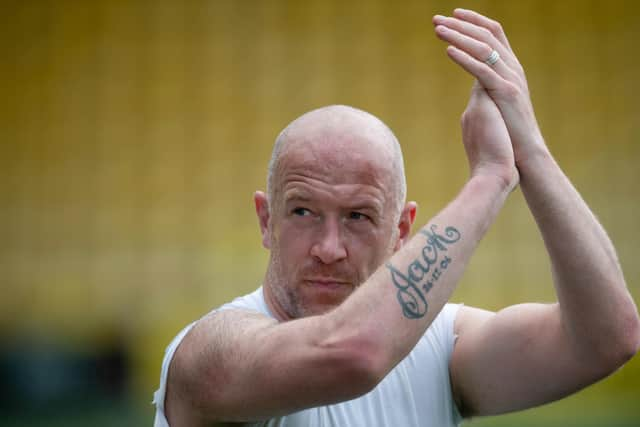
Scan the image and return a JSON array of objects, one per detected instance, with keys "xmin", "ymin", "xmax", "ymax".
[{"xmin": 484, "ymin": 49, "xmax": 500, "ymax": 66}]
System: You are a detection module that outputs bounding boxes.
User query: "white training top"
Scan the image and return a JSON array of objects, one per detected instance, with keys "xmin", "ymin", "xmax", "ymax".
[{"xmin": 153, "ymin": 287, "xmax": 463, "ymax": 427}]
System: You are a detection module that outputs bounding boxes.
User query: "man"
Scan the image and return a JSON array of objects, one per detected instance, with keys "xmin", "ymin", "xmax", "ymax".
[{"xmin": 154, "ymin": 8, "xmax": 639, "ymax": 427}]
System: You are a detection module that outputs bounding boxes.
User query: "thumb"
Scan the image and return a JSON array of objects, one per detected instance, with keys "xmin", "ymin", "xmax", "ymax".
[{"xmin": 467, "ymin": 80, "xmax": 489, "ymax": 108}]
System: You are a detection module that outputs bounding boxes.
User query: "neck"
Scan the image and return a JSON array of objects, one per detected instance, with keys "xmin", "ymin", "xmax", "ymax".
[{"xmin": 262, "ymin": 276, "xmax": 292, "ymax": 322}]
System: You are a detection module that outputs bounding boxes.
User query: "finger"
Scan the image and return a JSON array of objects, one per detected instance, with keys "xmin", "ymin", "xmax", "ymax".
[
  {"xmin": 435, "ymin": 25, "xmax": 515, "ymax": 81},
  {"xmin": 445, "ymin": 45, "xmax": 509, "ymax": 93},
  {"xmin": 452, "ymin": 8, "xmax": 514, "ymax": 54},
  {"xmin": 432, "ymin": 15, "xmax": 517, "ymax": 69}
]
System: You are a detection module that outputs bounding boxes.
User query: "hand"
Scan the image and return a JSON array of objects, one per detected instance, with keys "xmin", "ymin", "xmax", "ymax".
[
  {"xmin": 433, "ymin": 9, "xmax": 547, "ymax": 166},
  {"xmin": 461, "ymin": 81, "xmax": 519, "ymax": 191}
]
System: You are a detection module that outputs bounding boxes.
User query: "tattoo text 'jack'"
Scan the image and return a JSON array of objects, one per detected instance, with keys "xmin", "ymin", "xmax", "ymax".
[{"xmin": 385, "ymin": 225, "xmax": 461, "ymax": 319}]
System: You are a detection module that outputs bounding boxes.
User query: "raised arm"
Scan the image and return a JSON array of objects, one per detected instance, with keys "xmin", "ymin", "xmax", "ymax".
[
  {"xmin": 163, "ymin": 109, "xmax": 519, "ymax": 424},
  {"xmin": 433, "ymin": 8, "xmax": 640, "ymax": 416}
]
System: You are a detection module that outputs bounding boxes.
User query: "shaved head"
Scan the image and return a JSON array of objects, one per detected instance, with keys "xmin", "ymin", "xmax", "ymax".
[
  {"xmin": 258, "ymin": 105, "xmax": 414, "ymax": 319},
  {"xmin": 267, "ymin": 105, "xmax": 407, "ymax": 219}
]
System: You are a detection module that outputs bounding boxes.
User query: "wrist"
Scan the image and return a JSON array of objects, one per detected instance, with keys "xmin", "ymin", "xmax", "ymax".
[
  {"xmin": 469, "ymin": 165, "xmax": 519, "ymax": 195},
  {"xmin": 515, "ymin": 139, "xmax": 556, "ymax": 183},
  {"xmin": 514, "ymin": 133, "xmax": 551, "ymax": 169},
  {"xmin": 443, "ymin": 171, "xmax": 513, "ymax": 238}
]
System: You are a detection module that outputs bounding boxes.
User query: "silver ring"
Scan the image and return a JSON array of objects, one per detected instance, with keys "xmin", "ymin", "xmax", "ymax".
[{"xmin": 485, "ymin": 50, "xmax": 500, "ymax": 66}]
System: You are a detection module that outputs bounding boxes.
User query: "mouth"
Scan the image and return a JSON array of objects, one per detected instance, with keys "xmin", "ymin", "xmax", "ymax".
[{"xmin": 304, "ymin": 278, "xmax": 351, "ymax": 290}]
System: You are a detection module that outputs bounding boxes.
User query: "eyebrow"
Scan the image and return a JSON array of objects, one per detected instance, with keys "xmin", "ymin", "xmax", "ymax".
[
  {"xmin": 283, "ymin": 192, "xmax": 312, "ymax": 203},
  {"xmin": 282, "ymin": 190, "xmax": 384, "ymax": 214},
  {"xmin": 348, "ymin": 203, "xmax": 379, "ymax": 211},
  {"xmin": 347, "ymin": 203, "xmax": 383, "ymax": 218}
]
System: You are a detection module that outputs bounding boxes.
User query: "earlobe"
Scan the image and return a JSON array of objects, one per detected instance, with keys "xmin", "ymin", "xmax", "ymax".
[
  {"xmin": 408, "ymin": 202, "xmax": 417, "ymax": 225},
  {"xmin": 254, "ymin": 191, "xmax": 271, "ymax": 249},
  {"xmin": 394, "ymin": 201, "xmax": 418, "ymax": 251}
]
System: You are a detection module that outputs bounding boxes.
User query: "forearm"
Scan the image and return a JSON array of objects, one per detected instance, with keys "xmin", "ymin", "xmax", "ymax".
[
  {"xmin": 167, "ymin": 175, "xmax": 513, "ymax": 423},
  {"xmin": 518, "ymin": 142, "xmax": 640, "ymax": 361},
  {"xmin": 327, "ymin": 173, "xmax": 512, "ymax": 375}
]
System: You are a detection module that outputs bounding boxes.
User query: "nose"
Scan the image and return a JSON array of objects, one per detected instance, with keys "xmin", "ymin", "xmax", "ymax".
[{"xmin": 310, "ymin": 217, "xmax": 347, "ymax": 264}]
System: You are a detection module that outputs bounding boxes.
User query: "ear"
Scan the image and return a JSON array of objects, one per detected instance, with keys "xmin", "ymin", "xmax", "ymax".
[
  {"xmin": 254, "ymin": 191, "xmax": 271, "ymax": 249},
  {"xmin": 394, "ymin": 201, "xmax": 417, "ymax": 252}
]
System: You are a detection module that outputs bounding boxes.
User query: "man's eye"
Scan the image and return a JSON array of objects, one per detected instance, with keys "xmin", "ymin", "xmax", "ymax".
[
  {"xmin": 292, "ymin": 207, "xmax": 311, "ymax": 216},
  {"xmin": 348, "ymin": 211, "xmax": 368, "ymax": 221}
]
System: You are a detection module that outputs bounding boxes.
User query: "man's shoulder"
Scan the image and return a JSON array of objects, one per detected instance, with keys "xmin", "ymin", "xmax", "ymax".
[
  {"xmin": 450, "ymin": 304, "xmax": 493, "ymax": 336},
  {"xmin": 216, "ymin": 286, "xmax": 274, "ymax": 318}
]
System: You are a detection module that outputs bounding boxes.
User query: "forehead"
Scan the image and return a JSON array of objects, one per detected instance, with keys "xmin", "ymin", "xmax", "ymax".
[{"xmin": 276, "ymin": 123, "xmax": 396, "ymax": 200}]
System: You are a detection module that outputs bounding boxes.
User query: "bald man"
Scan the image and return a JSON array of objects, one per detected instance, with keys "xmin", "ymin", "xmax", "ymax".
[{"xmin": 153, "ymin": 9, "xmax": 639, "ymax": 427}]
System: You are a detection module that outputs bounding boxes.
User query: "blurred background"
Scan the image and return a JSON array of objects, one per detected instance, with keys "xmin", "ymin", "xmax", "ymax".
[{"xmin": 1, "ymin": 0, "xmax": 639, "ymax": 426}]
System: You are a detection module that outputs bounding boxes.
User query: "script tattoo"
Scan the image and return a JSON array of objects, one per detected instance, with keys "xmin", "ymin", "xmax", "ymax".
[{"xmin": 385, "ymin": 225, "xmax": 461, "ymax": 319}]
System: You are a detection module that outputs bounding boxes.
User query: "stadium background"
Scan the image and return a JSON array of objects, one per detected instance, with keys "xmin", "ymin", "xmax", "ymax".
[{"xmin": 1, "ymin": 0, "xmax": 639, "ymax": 425}]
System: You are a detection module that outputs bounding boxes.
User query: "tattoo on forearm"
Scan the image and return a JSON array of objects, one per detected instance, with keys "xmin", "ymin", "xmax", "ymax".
[{"xmin": 385, "ymin": 225, "xmax": 461, "ymax": 319}]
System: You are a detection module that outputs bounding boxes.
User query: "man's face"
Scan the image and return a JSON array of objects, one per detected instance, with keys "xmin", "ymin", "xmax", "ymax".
[{"xmin": 262, "ymin": 126, "xmax": 402, "ymax": 319}]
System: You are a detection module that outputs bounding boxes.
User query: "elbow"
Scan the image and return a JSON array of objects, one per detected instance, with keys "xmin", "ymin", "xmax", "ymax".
[
  {"xmin": 352, "ymin": 340, "xmax": 390, "ymax": 392},
  {"xmin": 336, "ymin": 339, "xmax": 388, "ymax": 395},
  {"xmin": 316, "ymin": 310, "xmax": 401, "ymax": 398},
  {"xmin": 318, "ymin": 332, "xmax": 390, "ymax": 398},
  {"xmin": 618, "ymin": 308, "xmax": 640, "ymax": 363},
  {"xmin": 599, "ymin": 305, "xmax": 640, "ymax": 370}
]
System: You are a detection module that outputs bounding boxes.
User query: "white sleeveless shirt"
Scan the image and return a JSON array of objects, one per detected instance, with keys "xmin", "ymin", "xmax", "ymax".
[{"xmin": 154, "ymin": 287, "xmax": 463, "ymax": 427}]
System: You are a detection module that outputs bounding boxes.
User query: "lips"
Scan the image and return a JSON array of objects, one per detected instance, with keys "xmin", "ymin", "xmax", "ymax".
[{"xmin": 304, "ymin": 278, "xmax": 351, "ymax": 290}]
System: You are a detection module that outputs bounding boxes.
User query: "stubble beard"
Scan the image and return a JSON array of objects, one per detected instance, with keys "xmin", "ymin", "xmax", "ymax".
[
  {"xmin": 265, "ymin": 226, "xmax": 399, "ymax": 320},
  {"xmin": 266, "ymin": 251, "xmax": 307, "ymax": 319},
  {"xmin": 266, "ymin": 248, "xmax": 360, "ymax": 319}
]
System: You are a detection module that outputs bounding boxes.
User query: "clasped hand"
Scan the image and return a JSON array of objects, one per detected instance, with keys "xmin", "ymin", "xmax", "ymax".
[{"xmin": 433, "ymin": 8, "xmax": 545, "ymax": 189}]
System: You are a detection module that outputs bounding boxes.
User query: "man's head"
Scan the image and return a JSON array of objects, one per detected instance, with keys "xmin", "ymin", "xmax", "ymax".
[{"xmin": 255, "ymin": 105, "xmax": 417, "ymax": 320}]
